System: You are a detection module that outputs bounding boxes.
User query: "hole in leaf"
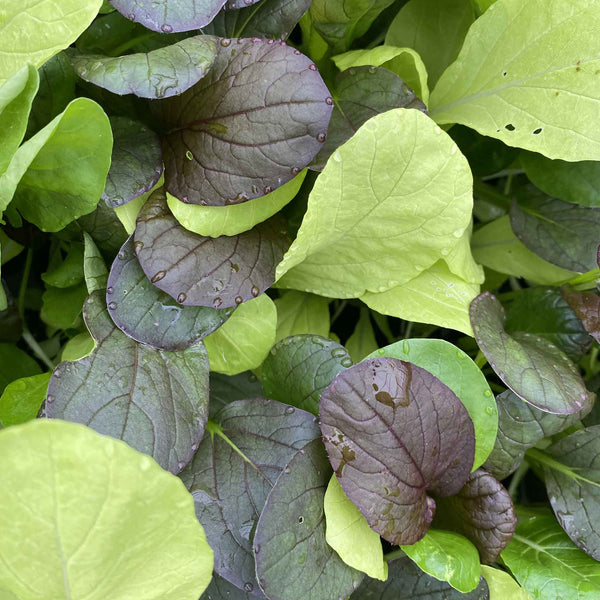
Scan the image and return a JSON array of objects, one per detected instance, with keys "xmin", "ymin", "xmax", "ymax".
[
  {"xmin": 505, "ymin": 124, "xmax": 515, "ymax": 131},
  {"xmin": 533, "ymin": 128, "xmax": 543, "ymax": 135}
]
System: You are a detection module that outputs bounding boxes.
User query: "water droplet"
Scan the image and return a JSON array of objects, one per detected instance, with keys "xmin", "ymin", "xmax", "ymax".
[
  {"xmin": 151, "ymin": 271, "xmax": 166, "ymax": 283},
  {"xmin": 341, "ymin": 357, "xmax": 353, "ymax": 367},
  {"xmin": 283, "ymin": 467, "xmax": 291, "ymax": 474},
  {"xmin": 191, "ymin": 443, "xmax": 198, "ymax": 451},
  {"xmin": 127, "ymin": 13, "xmax": 136, "ymax": 20},
  {"xmin": 177, "ymin": 292, "xmax": 187, "ymax": 303},
  {"xmin": 484, "ymin": 389, "xmax": 493, "ymax": 397},
  {"xmin": 308, "ymin": 64, "xmax": 317, "ymax": 71},
  {"xmin": 402, "ymin": 340, "xmax": 410, "ymax": 354},
  {"xmin": 234, "ymin": 296, "xmax": 243, "ymax": 305},
  {"xmin": 317, "ymin": 132, "xmax": 326, "ymax": 142},
  {"xmin": 213, "ymin": 297, "xmax": 223, "ymax": 308},
  {"xmin": 285, "ymin": 406, "xmax": 295, "ymax": 414},
  {"xmin": 140, "ymin": 457, "xmax": 152, "ymax": 471},
  {"xmin": 220, "ymin": 38, "xmax": 231, "ymax": 47},
  {"xmin": 108, "ymin": 302, "xmax": 117, "ymax": 310},
  {"xmin": 53, "ymin": 370, "xmax": 61, "ymax": 378},
  {"xmin": 46, "ymin": 394, "xmax": 54, "ymax": 403},
  {"xmin": 263, "ymin": 185, "xmax": 273, "ymax": 194},
  {"xmin": 186, "ymin": 150, "xmax": 193, "ymax": 160},
  {"xmin": 254, "ymin": 544, "xmax": 261, "ymax": 554},
  {"xmin": 118, "ymin": 250, "xmax": 126, "ymax": 259},
  {"xmin": 453, "ymin": 228, "xmax": 464, "ymax": 238},
  {"xmin": 298, "ymin": 516, "xmax": 305, "ymax": 524},
  {"xmin": 106, "ymin": 286, "xmax": 114, "ymax": 295},
  {"xmin": 251, "ymin": 286, "xmax": 260, "ymax": 297},
  {"xmin": 326, "ymin": 97, "xmax": 334, "ymax": 105},
  {"xmin": 161, "ymin": 24, "xmax": 173, "ymax": 33},
  {"xmin": 133, "ymin": 241, "xmax": 144, "ymax": 254},
  {"xmin": 485, "ymin": 406, "xmax": 494, "ymax": 415},
  {"xmin": 291, "ymin": 166, "xmax": 300, "ymax": 175},
  {"xmin": 331, "ymin": 348, "xmax": 346, "ymax": 358}
]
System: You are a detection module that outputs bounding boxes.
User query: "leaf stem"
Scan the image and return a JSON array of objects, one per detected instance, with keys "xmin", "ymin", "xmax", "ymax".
[
  {"xmin": 560, "ymin": 268, "xmax": 600, "ymax": 289},
  {"xmin": 22, "ymin": 330, "xmax": 55, "ymax": 371},
  {"xmin": 473, "ymin": 180, "xmax": 511, "ymax": 210},
  {"xmin": 330, "ymin": 300, "xmax": 348, "ymax": 325},
  {"xmin": 508, "ymin": 461, "xmax": 529, "ymax": 501},
  {"xmin": 383, "ymin": 548, "xmax": 405, "ymax": 563}
]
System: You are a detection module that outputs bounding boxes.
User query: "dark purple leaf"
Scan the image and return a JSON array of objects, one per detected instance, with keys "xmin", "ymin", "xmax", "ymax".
[
  {"xmin": 154, "ymin": 38, "xmax": 332, "ymax": 206},
  {"xmin": 433, "ymin": 469, "xmax": 516, "ymax": 564},
  {"xmin": 46, "ymin": 291, "xmax": 209, "ymax": 474},
  {"xmin": 319, "ymin": 357, "xmax": 475, "ymax": 546},
  {"xmin": 562, "ymin": 287, "xmax": 600, "ymax": 344},
  {"xmin": 253, "ymin": 438, "xmax": 364, "ymax": 600},
  {"xmin": 470, "ymin": 292, "xmax": 593, "ymax": 415},
  {"xmin": 133, "ymin": 190, "xmax": 289, "ymax": 308},
  {"xmin": 102, "ymin": 117, "xmax": 163, "ymax": 208},
  {"xmin": 109, "ymin": 0, "xmax": 227, "ymax": 33},
  {"xmin": 78, "ymin": 200, "xmax": 128, "ymax": 254},
  {"xmin": 179, "ymin": 398, "xmax": 320, "ymax": 596},
  {"xmin": 201, "ymin": 574, "xmax": 255, "ymax": 599},
  {"xmin": 227, "ymin": 0, "xmax": 259, "ymax": 7},
  {"xmin": 106, "ymin": 236, "xmax": 234, "ymax": 350},
  {"xmin": 209, "ymin": 371, "xmax": 263, "ymax": 417}
]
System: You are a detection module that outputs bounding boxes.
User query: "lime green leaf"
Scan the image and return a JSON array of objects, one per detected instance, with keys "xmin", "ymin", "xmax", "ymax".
[
  {"xmin": 83, "ymin": 232, "xmax": 108, "ymax": 294},
  {"xmin": 481, "ymin": 566, "xmax": 532, "ymax": 600},
  {"xmin": 402, "ymin": 529, "xmax": 481, "ymax": 593},
  {"xmin": 430, "ymin": 0, "xmax": 600, "ymax": 161},
  {"xmin": 345, "ymin": 307, "xmax": 378, "ymax": 363},
  {"xmin": 324, "ymin": 475, "xmax": 387, "ymax": 581},
  {"xmin": 61, "ymin": 331, "xmax": 95, "ymax": 362},
  {"xmin": 204, "ymin": 294, "xmax": 276, "ymax": 375},
  {"xmin": 41, "ymin": 243, "xmax": 84, "ymax": 288},
  {"xmin": 114, "ymin": 192, "xmax": 148, "ymax": 234},
  {"xmin": 0, "ymin": 343, "xmax": 41, "ymax": 394},
  {"xmin": 0, "ymin": 64, "xmax": 39, "ymax": 174},
  {"xmin": 471, "ymin": 216, "xmax": 577, "ymax": 284},
  {"xmin": 276, "ymin": 109, "xmax": 473, "ymax": 298},
  {"xmin": 274, "ymin": 290, "xmax": 330, "ymax": 342},
  {"xmin": 40, "ymin": 283, "xmax": 88, "ymax": 330},
  {"xmin": 166, "ymin": 171, "xmax": 306, "ymax": 238},
  {"xmin": 361, "ymin": 261, "xmax": 480, "ymax": 335},
  {"xmin": 366, "ymin": 337, "xmax": 497, "ymax": 470},
  {"xmin": 0, "ymin": 372, "xmax": 50, "ymax": 427},
  {"xmin": 332, "ymin": 46, "xmax": 429, "ymax": 104},
  {"xmin": 386, "ymin": 0, "xmax": 474, "ymax": 87},
  {"xmin": 0, "ymin": 419, "xmax": 213, "ymax": 599},
  {"xmin": 0, "ymin": 98, "xmax": 112, "ymax": 231},
  {"xmin": 0, "ymin": 0, "xmax": 103, "ymax": 86}
]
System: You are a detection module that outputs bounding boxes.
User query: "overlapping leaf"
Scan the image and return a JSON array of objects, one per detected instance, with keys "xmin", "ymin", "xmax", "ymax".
[
  {"xmin": 320, "ymin": 357, "xmax": 475, "ymax": 545},
  {"xmin": 208, "ymin": 371, "xmax": 263, "ymax": 417},
  {"xmin": 470, "ymin": 292, "xmax": 593, "ymax": 414},
  {"xmin": 46, "ymin": 291, "xmax": 210, "ymax": 474},
  {"xmin": 562, "ymin": 287, "xmax": 600, "ymax": 343},
  {"xmin": 134, "ymin": 190, "xmax": 289, "ymax": 308},
  {"xmin": 155, "ymin": 38, "xmax": 332, "ymax": 206},
  {"xmin": 179, "ymin": 398, "xmax": 319, "ymax": 596},
  {"xmin": 274, "ymin": 290, "xmax": 330, "ymax": 341}
]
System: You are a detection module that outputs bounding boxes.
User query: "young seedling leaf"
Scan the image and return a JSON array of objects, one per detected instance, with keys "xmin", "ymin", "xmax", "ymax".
[
  {"xmin": 46, "ymin": 291, "xmax": 210, "ymax": 474},
  {"xmin": 320, "ymin": 357, "xmax": 475, "ymax": 545},
  {"xmin": 254, "ymin": 438, "xmax": 364, "ymax": 600},
  {"xmin": 155, "ymin": 38, "xmax": 332, "ymax": 206},
  {"xmin": 179, "ymin": 398, "xmax": 320, "ymax": 596},
  {"xmin": 70, "ymin": 35, "xmax": 217, "ymax": 98},
  {"xmin": 470, "ymin": 292, "xmax": 593, "ymax": 414}
]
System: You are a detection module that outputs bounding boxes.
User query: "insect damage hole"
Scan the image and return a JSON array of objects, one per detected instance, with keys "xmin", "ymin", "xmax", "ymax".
[
  {"xmin": 505, "ymin": 124, "xmax": 515, "ymax": 131},
  {"xmin": 532, "ymin": 127, "xmax": 543, "ymax": 135}
]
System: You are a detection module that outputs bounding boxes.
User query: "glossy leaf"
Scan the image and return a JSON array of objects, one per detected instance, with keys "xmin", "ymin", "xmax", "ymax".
[
  {"xmin": 208, "ymin": 371, "xmax": 263, "ymax": 417},
  {"xmin": 274, "ymin": 290, "xmax": 330, "ymax": 342},
  {"xmin": 562, "ymin": 288, "xmax": 600, "ymax": 344},
  {"xmin": 0, "ymin": 419, "xmax": 213, "ymax": 599},
  {"xmin": 179, "ymin": 399, "xmax": 319, "ymax": 595},
  {"xmin": 481, "ymin": 566, "xmax": 531, "ymax": 600},
  {"xmin": 83, "ymin": 232, "xmax": 108, "ymax": 294},
  {"xmin": 261, "ymin": 334, "xmax": 352, "ymax": 415},
  {"xmin": 79, "ymin": 200, "xmax": 128, "ymax": 254},
  {"xmin": 276, "ymin": 109, "xmax": 473, "ymax": 298},
  {"xmin": 134, "ymin": 190, "xmax": 289, "ymax": 308},
  {"xmin": 61, "ymin": 332, "xmax": 96, "ymax": 362},
  {"xmin": 365, "ymin": 338, "xmax": 497, "ymax": 471},
  {"xmin": 166, "ymin": 171, "xmax": 305, "ymax": 238},
  {"xmin": 201, "ymin": 574, "xmax": 255, "ymax": 600},
  {"xmin": 521, "ymin": 151, "xmax": 600, "ymax": 208},
  {"xmin": 483, "ymin": 390, "xmax": 589, "ymax": 480},
  {"xmin": 254, "ymin": 438, "xmax": 364, "ymax": 600},
  {"xmin": 352, "ymin": 557, "xmax": 490, "ymax": 599},
  {"xmin": 0, "ymin": 98, "xmax": 112, "ymax": 231},
  {"xmin": 71, "ymin": 35, "xmax": 217, "ymax": 99},
  {"xmin": 0, "ymin": 372, "xmax": 50, "ymax": 427},
  {"xmin": 324, "ymin": 475, "xmax": 387, "ymax": 581},
  {"xmin": 320, "ymin": 357, "xmax": 476, "ymax": 545},
  {"xmin": 156, "ymin": 38, "xmax": 332, "ymax": 206},
  {"xmin": 109, "ymin": 0, "xmax": 226, "ymax": 32},
  {"xmin": 0, "ymin": 0, "xmax": 103, "ymax": 86},
  {"xmin": 510, "ymin": 193, "xmax": 600, "ymax": 272},
  {"xmin": 501, "ymin": 509, "xmax": 600, "ymax": 599},
  {"xmin": 433, "ymin": 469, "xmax": 516, "ymax": 564},
  {"xmin": 203, "ymin": 294, "xmax": 277, "ymax": 375},
  {"xmin": 0, "ymin": 344, "xmax": 42, "ymax": 394},
  {"xmin": 102, "ymin": 117, "xmax": 163, "ymax": 208},
  {"xmin": 401, "ymin": 529, "xmax": 481, "ymax": 593},
  {"xmin": 106, "ymin": 236, "xmax": 234, "ymax": 350},
  {"xmin": 386, "ymin": 0, "xmax": 474, "ymax": 86},
  {"xmin": 46, "ymin": 291, "xmax": 210, "ymax": 474},
  {"xmin": 430, "ymin": 0, "xmax": 600, "ymax": 161},
  {"xmin": 312, "ymin": 66, "xmax": 426, "ymax": 169},
  {"xmin": 470, "ymin": 292, "xmax": 593, "ymax": 414}
]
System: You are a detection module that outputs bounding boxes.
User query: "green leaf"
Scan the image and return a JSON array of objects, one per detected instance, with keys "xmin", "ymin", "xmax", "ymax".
[
  {"xmin": 274, "ymin": 290, "xmax": 330, "ymax": 342},
  {"xmin": 345, "ymin": 307, "xmax": 378, "ymax": 363},
  {"xmin": 365, "ymin": 338, "xmax": 497, "ymax": 470},
  {"xmin": 254, "ymin": 438, "xmax": 364, "ymax": 600},
  {"xmin": 46, "ymin": 291, "xmax": 210, "ymax": 474},
  {"xmin": 179, "ymin": 399, "xmax": 320, "ymax": 593},
  {"xmin": 0, "ymin": 64, "xmax": 39, "ymax": 174},
  {"xmin": 0, "ymin": 0, "xmax": 103, "ymax": 86},
  {"xmin": 481, "ymin": 566, "xmax": 532, "ymax": 600},
  {"xmin": 402, "ymin": 529, "xmax": 481, "ymax": 593},
  {"xmin": 471, "ymin": 216, "xmax": 577, "ymax": 284},
  {"xmin": 0, "ymin": 419, "xmax": 213, "ymax": 599},
  {"xmin": 385, "ymin": 0, "xmax": 474, "ymax": 87},
  {"xmin": 261, "ymin": 334, "xmax": 352, "ymax": 414},
  {"xmin": 430, "ymin": 0, "xmax": 600, "ymax": 161},
  {"xmin": 332, "ymin": 46, "xmax": 429, "ymax": 104},
  {"xmin": 41, "ymin": 243, "xmax": 84, "ymax": 288},
  {"xmin": 0, "ymin": 372, "xmax": 50, "ymax": 427},
  {"xmin": 113, "ymin": 192, "xmax": 148, "ymax": 234},
  {"xmin": 324, "ymin": 475, "xmax": 387, "ymax": 581},
  {"xmin": 70, "ymin": 35, "xmax": 217, "ymax": 99},
  {"xmin": 501, "ymin": 509, "xmax": 600, "ymax": 599},
  {"xmin": 200, "ymin": 574, "xmax": 254, "ymax": 600},
  {"xmin": 276, "ymin": 109, "xmax": 473, "ymax": 298},
  {"xmin": 40, "ymin": 282, "xmax": 88, "ymax": 330},
  {"xmin": 83, "ymin": 232, "xmax": 108, "ymax": 294},
  {"xmin": 0, "ymin": 98, "xmax": 112, "ymax": 231},
  {"xmin": 521, "ymin": 151, "xmax": 600, "ymax": 208},
  {"xmin": 61, "ymin": 331, "xmax": 95, "ymax": 362},
  {"xmin": 203, "ymin": 294, "xmax": 277, "ymax": 375},
  {"xmin": 166, "ymin": 171, "xmax": 306, "ymax": 238},
  {"xmin": 470, "ymin": 292, "xmax": 593, "ymax": 414},
  {"xmin": 0, "ymin": 344, "xmax": 41, "ymax": 394}
]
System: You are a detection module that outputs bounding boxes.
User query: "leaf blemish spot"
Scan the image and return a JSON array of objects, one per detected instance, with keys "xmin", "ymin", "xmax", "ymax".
[
  {"xmin": 505, "ymin": 123, "xmax": 515, "ymax": 131},
  {"xmin": 533, "ymin": 127, "xmax": 543, "ymax": 134}
]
